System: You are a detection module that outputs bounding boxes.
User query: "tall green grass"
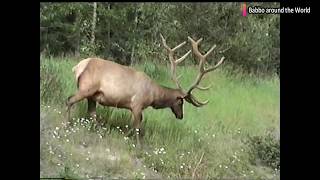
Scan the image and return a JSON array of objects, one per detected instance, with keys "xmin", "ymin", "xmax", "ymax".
[{"xmin": 40, "ymin": 57, "xmax": 280, "ymax": 179}]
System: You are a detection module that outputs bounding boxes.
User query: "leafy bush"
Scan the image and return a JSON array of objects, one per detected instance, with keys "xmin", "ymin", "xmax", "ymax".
[
  {"xmin": 142, "ymin": 61, "xmax": 168, "ymax": 81},
  {"xmin": 59, "ymin": 165, "xmax": 81, "ymax": 179},
  {"xmin": 246, "ymin": 131, "xmax": 280, "ymax": 170},
  {"xmin": 40, "ymin": 63, "xmax": 64, "ymax": 104}
]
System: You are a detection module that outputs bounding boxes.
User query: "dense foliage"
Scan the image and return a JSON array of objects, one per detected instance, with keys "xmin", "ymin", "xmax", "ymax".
[
  {"xmin": 246, "ymin": 131, "xmax": 280, "ymax": 170},
  {"xmin": 40, "ymin": 2, "xmax": 280, "ymax": 75}
]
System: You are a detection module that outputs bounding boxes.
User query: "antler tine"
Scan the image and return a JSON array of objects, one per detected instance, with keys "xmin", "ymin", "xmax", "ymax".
[
  {"xmin": 172, "ymin": 41, "xmax": 187, "ymax": 52},
  {"xmin": 185, "ymin": 93, "xmax": 209, "ymax": 107},
  {"xmin": 176, "ymin": 50, "xmax": 191, "ymax": 64},
  {"xmin": 160, "ymin": 33, "xmax": 171, "ymax": 52},
  {"xmin": 196, "ymin": 84, "xmax": 212, "ymax": 91},
  {"xmin": 170, "ymin": 62, "xmax": 182, "ymax": 89},
  {"xmin": 204, "ymin": 44, "xmax": 217, "ymax": 58},
  {"xmin": 204, "ymin": 56, "xmax": 225, "ymax": 73}
]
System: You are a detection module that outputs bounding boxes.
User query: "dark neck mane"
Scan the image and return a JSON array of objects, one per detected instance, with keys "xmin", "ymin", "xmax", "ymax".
[{"xmin": 151, "ymin": 85, "xmax": 177, "ymax": 109}]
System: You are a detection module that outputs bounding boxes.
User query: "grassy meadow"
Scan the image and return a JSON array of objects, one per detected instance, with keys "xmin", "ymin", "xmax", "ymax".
[{"xmin": 40, "ymin": 56, "xmax": 280, "ymax": 179}]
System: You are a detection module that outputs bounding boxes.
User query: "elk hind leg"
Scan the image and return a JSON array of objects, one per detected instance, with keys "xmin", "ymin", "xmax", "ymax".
[
  {"xmin": 66, "ymin": 88, "xmax": 98, "ymax": 124},
  {"xmin": 87, "ymin": 98, "xmax": 97, "ymax": 119}
]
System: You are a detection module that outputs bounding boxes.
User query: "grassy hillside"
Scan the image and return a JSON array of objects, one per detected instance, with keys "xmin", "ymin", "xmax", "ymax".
[{"xmin": 40, "ymin": 57, "xmax": 280, "ymax": 179}]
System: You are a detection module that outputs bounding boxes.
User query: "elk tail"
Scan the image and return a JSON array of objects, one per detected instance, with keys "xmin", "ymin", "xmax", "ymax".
[{"xmin": 72, "ymin": 58, "xmax": 91, "ymax": 88}]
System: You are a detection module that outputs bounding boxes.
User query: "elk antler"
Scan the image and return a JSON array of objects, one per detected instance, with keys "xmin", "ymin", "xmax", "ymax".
[
  {"xmin": 185, "ymin": 36, "xmax": 225, "ymax": 107},
  {"xmin": 160, "ymin": 34, "xmax": 191, "ymax": 89}
]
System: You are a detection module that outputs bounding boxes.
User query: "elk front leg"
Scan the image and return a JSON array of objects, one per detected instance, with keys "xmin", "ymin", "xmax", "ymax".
[
  {"xmin": 132, "ymin": 108, "xmax": 143, "ymax": 148},
  {"xmin": 125, "ymin": 113, "xmax": 135, "ymax": 137}
]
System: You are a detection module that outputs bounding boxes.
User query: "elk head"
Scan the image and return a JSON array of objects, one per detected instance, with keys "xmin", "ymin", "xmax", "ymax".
[{"xmin": 160, "ymin": 34, "xmax": 225, "ymax": 119}]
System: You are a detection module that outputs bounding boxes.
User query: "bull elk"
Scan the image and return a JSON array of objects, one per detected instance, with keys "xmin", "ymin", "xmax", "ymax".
[{"xmin": 66, "ymin": 34, "xmax": 225, "ymax": 147}]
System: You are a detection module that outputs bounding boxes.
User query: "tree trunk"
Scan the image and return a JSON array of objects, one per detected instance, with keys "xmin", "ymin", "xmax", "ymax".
[
  {"xmin": 91, "ymin": 2, "xmax": 97, "ymax": 47},
  {"xmin": 107, "ymin": 3, "xmax": 111, "ymax": 55},
  {"xmin": 74, "ymin": 9, "xmax": 81, "ymax": 58},
  {"xmin": 130, "ymin": 5, "xmax": 138, "ymax": 66}
]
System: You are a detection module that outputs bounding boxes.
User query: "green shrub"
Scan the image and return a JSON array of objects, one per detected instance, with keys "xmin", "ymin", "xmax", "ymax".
[
  {"xmin": 40, "ymin": 63, "xmax": 64, "ymax": 104},
  {"xmin": 246, "ymin": 131, "xmax": 280, "ymax": 170},
  {"xmin": 59, "ymin": 165, "xmax": 81, "ymax": 179},
  {"xmin": 142, "ymin": 61, "xmax": 168, "ymax": 81}
]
